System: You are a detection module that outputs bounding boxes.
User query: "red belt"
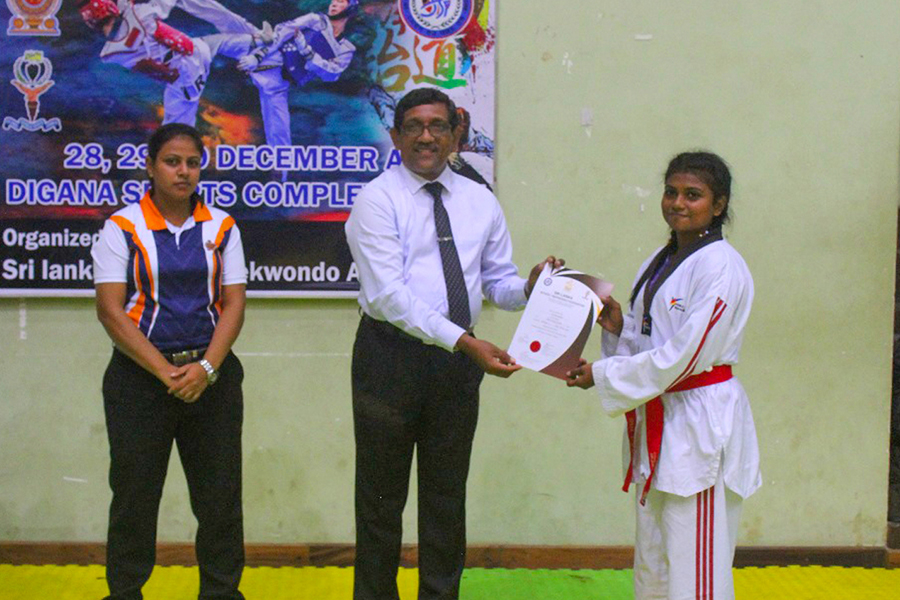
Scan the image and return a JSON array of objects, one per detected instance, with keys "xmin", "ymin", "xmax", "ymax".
[{"xmin": 623, "ymin": 365, "xmax": 733, "ymax": 505}]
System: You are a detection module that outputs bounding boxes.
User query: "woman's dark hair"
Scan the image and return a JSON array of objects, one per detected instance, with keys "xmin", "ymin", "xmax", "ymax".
[
  {"xmin": 664, "ymin": 151, "xmax": 732, "ymax": 232},
  {"xmin": 393, "ymin": 87, "xmax": 459, "ymax": 131},
  {"xmin": 147, "ymin": 123, "xmax": 204, "ymax": 163}
]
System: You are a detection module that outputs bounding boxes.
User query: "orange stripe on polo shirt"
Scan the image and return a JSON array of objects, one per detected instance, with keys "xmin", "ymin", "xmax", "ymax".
[
  {"xmin": 211, "ymin": 216, "xmax": 236, "ymax": 313},
  {"xmin": 214, "ymin": 216, "xmax": 236, "ymax": 246},
  {"xmin": 110, "ymin": 215, "xmax": 154, "ymax": 327}
]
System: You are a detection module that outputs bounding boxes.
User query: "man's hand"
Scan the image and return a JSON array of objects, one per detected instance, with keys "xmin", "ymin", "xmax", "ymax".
[
  {"xmin": 167, "ymin": 362, "xmax": 209, "ymax": 403},
  {"xmin": 566, "ymin": 358, "xmax": 595, "ymax": 389},
  {"xmin": 597, "ymin": 295, "xmax": 624, "ymax": 336},
  {"xmin": 256, "ymin": 21, "xmax": 274, "ymax": 45},
  {"xmin": 525, "ymin": 255, "xmax": 565, "ymax": 298},
  {"xmin": 237, "ymin": 53, "xmax": 260, "ymax": 72},
  {"xmin": 456, "ymin": 334, "xmax": 522, "ymax": 378},
  {"xmin": 294, "ymin": 33, "xmax": 313, "ymax": 58}
]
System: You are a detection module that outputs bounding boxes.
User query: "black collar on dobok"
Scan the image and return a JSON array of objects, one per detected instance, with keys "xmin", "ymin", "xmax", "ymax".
[{"xmin": 632, "ymin": 229, "xmax": 724, "ymax": 336}]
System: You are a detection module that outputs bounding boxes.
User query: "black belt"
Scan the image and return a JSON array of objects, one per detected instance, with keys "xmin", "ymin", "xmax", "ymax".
[
  {"xmin": 361, "ymin": 314, "xmax": 473, "ymax": 344},
  {"xmin": 161, "ymin": 347, "xmax": 208, "ymax": 366}
]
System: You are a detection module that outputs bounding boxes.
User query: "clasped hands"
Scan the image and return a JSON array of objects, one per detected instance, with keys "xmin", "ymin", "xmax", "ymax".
[{"xmin": 162, "ymin": 362, "xmax": 209, "ymax": 403}]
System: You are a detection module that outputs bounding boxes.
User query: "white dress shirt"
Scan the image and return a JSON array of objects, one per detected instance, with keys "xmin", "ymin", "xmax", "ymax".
[{"xmin": 345, "ymin": 164, "xmax": 527, "ymax": 351}]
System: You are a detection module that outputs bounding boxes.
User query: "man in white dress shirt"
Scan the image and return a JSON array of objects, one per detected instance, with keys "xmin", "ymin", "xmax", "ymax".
[{"xmin": 345, "ymin": 87, "xmax": 560, "ymax": 600}]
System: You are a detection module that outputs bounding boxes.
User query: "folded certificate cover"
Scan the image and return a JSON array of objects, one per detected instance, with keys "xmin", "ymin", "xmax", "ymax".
[{"xmin": 508, "ymin": 266, "xmax": 613, "ymax": 379}]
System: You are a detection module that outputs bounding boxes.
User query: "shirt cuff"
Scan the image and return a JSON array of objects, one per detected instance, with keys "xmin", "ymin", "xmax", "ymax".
[
  {"xmin": 514, "ymin": 280, "xmax": 528, "ymax": 307},
  {"xmin": 433, "ymin": 320, "xmax": 467, "ymax": 352}
]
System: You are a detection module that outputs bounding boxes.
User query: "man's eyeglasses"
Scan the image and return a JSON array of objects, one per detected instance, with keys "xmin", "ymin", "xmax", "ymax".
[{"xmin": 400, "ymin": 120, "xmax": 453, "ymax": 138}]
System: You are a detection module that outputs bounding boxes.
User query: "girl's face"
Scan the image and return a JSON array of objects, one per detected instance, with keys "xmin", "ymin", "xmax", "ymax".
[
  {"xmin": 146, "ymin": 135, "xmax": 202, "ymax": 205},
  {"xmin": 661, "ymin": 171, "xmax": 726, "ymax": 245}
]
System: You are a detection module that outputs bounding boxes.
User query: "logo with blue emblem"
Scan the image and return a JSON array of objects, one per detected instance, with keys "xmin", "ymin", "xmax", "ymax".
[
  {"xmin": 399, "ymin": 0, "xmax": 474, "ymax": 40},
  {"xmin": 2, "ymin": 50, "xmax": 62, "ymax": 133}
]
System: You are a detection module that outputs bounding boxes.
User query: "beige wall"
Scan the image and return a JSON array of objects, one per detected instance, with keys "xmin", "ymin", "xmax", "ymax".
[{"xmin": 2, "ymin": 0, "xmax": 898, "ymax": 547}]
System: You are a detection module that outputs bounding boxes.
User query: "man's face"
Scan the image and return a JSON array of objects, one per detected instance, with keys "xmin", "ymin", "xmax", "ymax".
[
  {"xmin": 390, "ymin": 103, "xmax": 458, "ymax": 181},
  {"xmin": 328, "ymin": 0, "xmax": 350, "ymax": 16}
]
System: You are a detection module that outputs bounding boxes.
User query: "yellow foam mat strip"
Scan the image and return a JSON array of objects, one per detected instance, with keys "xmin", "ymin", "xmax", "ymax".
[
  {"xmin": 0, "ymin": 565, "xmax": 417, "ymax": 600},
  {"xmin": 734, "ymin": 565, "xmax": 900, "ymax": 600},
  {"xmin": 2, "ymin": 564, "xmax": 899, "ymax": 599}
]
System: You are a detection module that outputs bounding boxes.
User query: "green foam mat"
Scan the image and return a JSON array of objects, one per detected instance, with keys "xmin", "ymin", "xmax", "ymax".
[{"xmin": 461, "ymin": 568, "xmax": 634, "ymax": 599}]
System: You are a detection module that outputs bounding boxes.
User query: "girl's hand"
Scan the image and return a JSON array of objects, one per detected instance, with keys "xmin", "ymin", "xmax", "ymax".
[
  {"xmin": 566, "ymin": 358, "xmax": 595, "ymax": 389},
  {"xmin": 597, "ymin": 295, "xmax": 623, "ymax": 336}
]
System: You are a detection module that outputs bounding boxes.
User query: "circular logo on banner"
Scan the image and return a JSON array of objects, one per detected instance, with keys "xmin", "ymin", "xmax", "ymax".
[{"xmin": 399, "ymin": 0, "xmax": 474, "ymax": 39}]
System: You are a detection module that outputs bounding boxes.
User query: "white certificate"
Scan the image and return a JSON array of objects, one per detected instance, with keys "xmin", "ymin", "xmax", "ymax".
[{"xmin": 508, "ymin": 265, "xmax": 614, "ymax": 380}]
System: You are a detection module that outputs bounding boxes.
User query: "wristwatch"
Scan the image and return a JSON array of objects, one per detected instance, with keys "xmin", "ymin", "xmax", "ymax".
[{"xmin": 198, "ymin": 359, "xmax": 219, "ymax": 385}]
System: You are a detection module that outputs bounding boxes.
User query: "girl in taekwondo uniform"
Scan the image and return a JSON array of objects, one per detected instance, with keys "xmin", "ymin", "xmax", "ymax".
[
  {"xmin": 92, "ymin": 123, "xmax": 248, "ymax": 600},
  {"xmin": 567, "ymin": 152, "xmax": 761, "ymax": 600}
]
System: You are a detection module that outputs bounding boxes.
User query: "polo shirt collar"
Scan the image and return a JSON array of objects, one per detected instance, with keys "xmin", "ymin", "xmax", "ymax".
[
  {"xmin": 139, "ymin": 191, "xmax": 212, "ymax": 231},
  {"xmin": 192, "ymin": 200, "xmax": 213, "ymax": 223}
]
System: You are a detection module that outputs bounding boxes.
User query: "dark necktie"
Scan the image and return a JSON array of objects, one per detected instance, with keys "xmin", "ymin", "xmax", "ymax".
[{"xmin": 424, "ymin": 182, "xmax": 471, "ymax": 329}]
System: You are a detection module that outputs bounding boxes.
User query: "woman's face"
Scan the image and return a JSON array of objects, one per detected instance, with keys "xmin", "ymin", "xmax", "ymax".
[
  {"xmin": 146, "ymin": 135, "xmax": 202, "ymax": 205},
  {"xmin": 661, "ymin": 171, "xmax": 725, "ymax": 244}
]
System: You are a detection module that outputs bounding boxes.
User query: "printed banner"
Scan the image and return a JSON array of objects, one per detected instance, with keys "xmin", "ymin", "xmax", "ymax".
[{"xmin": 0, "ymin": 0, "xmax": 496, "ymax": 296}]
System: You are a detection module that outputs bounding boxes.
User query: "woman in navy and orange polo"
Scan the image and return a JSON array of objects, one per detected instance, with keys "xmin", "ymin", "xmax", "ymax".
[{"xmin": 92, "ymin": 123, "xmax": 247, "ymax": 600}]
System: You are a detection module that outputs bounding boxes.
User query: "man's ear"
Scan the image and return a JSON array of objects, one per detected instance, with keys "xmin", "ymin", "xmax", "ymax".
[{"xmin": 453, "ymin": 125, "xmax": 463, "ymax": 148}]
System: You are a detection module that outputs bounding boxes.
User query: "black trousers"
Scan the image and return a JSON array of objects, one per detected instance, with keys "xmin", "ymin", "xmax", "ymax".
[
  {"xmin": 352, "ymin": 317, "xmax": 484, "ymax": 600},
  {"xmin": 102, "ymin": 349, "xmax": 245, "ymax": 600}
]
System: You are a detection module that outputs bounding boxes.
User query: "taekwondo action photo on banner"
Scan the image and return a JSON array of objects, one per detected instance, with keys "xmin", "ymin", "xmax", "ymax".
[{"xmin": 0, "ymin": 0, "xmax": 496, "ymax": 296}]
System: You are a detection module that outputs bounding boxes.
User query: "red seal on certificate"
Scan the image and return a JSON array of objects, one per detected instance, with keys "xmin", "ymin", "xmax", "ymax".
[{"xmin": 507, "ymin": 264, "xmax": 614, "ymax": 380}]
